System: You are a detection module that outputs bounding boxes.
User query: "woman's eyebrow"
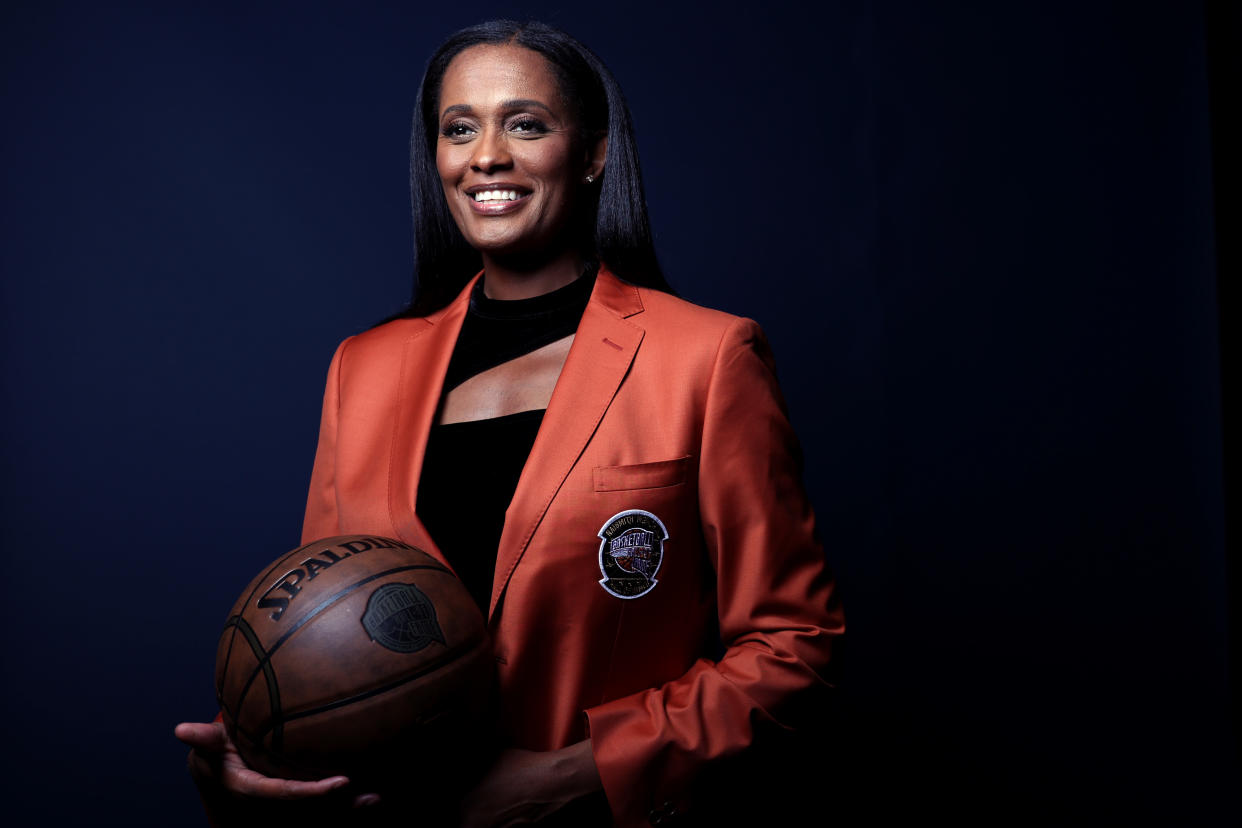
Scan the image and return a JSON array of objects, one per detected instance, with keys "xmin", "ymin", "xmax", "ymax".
[
  {"xmin": 441, "ymin": 99, "xmax": 556, "ymax": 120},
  {"xmin": 500, "ymin": 98, "xmax": 554, "ymax": 115}
]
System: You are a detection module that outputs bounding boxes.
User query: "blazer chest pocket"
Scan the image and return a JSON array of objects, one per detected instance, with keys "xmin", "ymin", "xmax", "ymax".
[{"xmin": 593, "ymin": 455, "xmax": 692, "ymax": 492}]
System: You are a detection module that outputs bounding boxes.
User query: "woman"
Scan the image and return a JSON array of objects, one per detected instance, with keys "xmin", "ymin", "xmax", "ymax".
[{"xmin": 177, "ymin": 19, "xmax": 843, "ymax": 827}]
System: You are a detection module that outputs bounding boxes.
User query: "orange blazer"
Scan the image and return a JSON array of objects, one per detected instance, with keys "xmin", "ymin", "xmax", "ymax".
[{"xmin": 301, "ymin": 264, "xmax": 844, "ymax": 826}]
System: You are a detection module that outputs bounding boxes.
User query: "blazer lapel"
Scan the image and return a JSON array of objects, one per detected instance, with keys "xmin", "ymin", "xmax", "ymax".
[
  {"xmin": 489, "ymin": 266, "xmax": 646, "ymax": 620},
  {"xmin": 387, "ymin": 273, "xmax": 481, "ymax": 565}
]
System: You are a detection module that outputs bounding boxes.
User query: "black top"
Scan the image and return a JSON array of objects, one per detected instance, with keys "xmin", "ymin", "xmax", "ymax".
[{"xmin": 416, "ymin": 265, "xmax": 597, "ymax": 613}]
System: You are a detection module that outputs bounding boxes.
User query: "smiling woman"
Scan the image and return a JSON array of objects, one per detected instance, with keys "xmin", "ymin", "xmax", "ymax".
[{"xmin": 176, "ymin": 19, "xmax": 843, "ymax": 828}]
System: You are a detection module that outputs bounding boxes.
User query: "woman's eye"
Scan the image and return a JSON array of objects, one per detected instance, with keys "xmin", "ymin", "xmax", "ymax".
[
  {"xmin": 441, "ymin": 122, "xmax": 474, "ymax": 139},
  {"xmin": 509, "ymin": 117, "xmax": 547, "ymax": 135}
]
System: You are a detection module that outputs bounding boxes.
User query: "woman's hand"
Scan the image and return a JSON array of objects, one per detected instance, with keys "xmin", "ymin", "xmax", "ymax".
[
  {"xmin": 174, "ymin": 720, "xmax": 379, "ymax": 822},
  {"xmin": 459, "ymin": 740, "xmax": 604, "ymax": 828}
]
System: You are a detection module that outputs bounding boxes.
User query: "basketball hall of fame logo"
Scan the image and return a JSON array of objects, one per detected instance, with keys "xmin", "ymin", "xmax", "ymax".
[
  {"xmin": 597, "ymin": 509, "xmax": 669, "ymax": 599},
  {"xmin": 361, "ymin": 582, "xmax": 445, "ymax": 653}
]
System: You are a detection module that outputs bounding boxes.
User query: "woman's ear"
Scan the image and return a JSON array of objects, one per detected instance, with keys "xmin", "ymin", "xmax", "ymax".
[{"xmin": 584, "ymin": 133, "xmax": 607, "ymax": 183}]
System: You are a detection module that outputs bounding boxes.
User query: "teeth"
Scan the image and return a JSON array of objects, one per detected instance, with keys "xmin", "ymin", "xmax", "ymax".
[{"xmin": 472, "ymin": 190, "xmax": 520, "ymax": 202}]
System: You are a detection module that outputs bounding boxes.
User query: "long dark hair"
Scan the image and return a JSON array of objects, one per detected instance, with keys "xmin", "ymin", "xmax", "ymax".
[{"xmin": 397, "ymin": 20, "xmax": 671, "ymax": 317}]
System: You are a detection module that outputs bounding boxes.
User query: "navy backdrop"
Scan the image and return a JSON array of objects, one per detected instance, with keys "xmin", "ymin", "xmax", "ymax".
[{"xmin": 1, "ymin": 0, "xmax": 1236, "ymax": 824}]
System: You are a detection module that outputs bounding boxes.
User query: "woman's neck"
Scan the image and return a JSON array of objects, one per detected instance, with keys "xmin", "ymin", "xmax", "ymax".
[{"xmin": 479, "ymin": 249, "xmax": 587, "ymax": 301}]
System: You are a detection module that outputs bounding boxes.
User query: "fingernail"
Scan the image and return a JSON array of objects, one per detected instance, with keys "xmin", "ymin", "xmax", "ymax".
[
  {"xmin": 328, "ymin": 776, "xmax": 350, "ymax": 789},
  {"xmin": 355, "ymin": 794, "xmax": 381, "ymax": 808}
]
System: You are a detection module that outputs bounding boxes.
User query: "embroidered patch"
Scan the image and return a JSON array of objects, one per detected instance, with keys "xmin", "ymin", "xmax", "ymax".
[{"xmin": 597, "ymin": 509, "xmax": 668, "ymax": 599}]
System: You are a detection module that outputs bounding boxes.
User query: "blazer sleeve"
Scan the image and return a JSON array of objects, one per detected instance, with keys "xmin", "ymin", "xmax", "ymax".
[
  {"xmin": 583, "ymin": 316, "xmax": 844, "ymax": 826},
  {"xmin": 301, "ymin": 336, "xmax": 352, "ymax": 544}
]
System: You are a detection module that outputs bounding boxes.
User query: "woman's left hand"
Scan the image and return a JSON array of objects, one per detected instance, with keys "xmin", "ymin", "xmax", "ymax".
[{"xmin": 459, "ymin": 740, "xmax": 602, "ymax": 828}]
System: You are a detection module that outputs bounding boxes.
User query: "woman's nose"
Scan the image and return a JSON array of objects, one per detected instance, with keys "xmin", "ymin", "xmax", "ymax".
[{"xmin": 470, "ymin": 127, "xmax": 512, "ymax": 173}]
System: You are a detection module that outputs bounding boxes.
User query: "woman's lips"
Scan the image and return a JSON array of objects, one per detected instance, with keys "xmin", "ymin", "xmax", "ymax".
[{"xmin": 465, "ymin": 187, "xmax": 532, "ymax": 215}]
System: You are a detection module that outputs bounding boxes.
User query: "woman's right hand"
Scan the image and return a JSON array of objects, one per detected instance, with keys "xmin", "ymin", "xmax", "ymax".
[{"xmin": 175, "ymin": 721, "xmax": 378, "ymax": 823}]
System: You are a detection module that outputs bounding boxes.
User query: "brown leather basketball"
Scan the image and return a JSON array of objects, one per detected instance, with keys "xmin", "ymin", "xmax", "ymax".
[{"xmin": 214, "ymin": 535, "xmax": 495, "ymax": 785}]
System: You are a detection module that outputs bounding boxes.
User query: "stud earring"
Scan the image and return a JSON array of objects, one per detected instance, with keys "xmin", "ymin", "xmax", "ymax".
[{"xmin": 584, "ymin": 174, "xmax": 595, "ymax": 183}]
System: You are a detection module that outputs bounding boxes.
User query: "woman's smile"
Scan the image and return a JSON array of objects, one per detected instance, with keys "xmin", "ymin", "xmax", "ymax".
[{"xmin": 464, "ymin": 183, "xmax": 534, "ymax": 214}]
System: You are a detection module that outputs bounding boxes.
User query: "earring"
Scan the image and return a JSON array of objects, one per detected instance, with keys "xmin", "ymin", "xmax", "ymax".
[{"xmin": 584, "ymin": 174, "xmax": 595, "ymax": 183}]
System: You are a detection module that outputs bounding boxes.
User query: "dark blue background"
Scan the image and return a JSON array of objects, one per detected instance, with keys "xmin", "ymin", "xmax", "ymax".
[{"xmin": 2, "ymin": 1, "xmax": 1235, "ymax": 824}]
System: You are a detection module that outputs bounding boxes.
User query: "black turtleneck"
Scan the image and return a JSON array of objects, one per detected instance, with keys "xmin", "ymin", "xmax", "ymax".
[{"xmin": 416, "ymin": 264, "xmax": 598, "ymax": 614}]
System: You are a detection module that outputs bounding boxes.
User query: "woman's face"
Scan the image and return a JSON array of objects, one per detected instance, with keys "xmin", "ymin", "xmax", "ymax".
[{"xmin": 435, "ymin": 44, "xmax": 597, "ymax": 259}]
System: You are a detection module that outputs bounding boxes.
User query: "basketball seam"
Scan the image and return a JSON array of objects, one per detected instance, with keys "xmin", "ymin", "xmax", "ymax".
[
  {"xmin": 221, "ymin": 615, "xmax": 285, "ymax": 752},
  {"xmin": 249, "ymin": 637, "xmax": 492, "ymax": 740}
]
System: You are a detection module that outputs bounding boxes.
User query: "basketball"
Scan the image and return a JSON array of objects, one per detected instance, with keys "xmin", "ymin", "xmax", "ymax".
[{"xmin": 214, "ymin": 535, "xmax": 495, "ymax": 785}]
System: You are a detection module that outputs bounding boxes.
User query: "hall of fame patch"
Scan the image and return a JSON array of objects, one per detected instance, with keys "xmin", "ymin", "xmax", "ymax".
[{"xmin": 597, "ymin": 509, "xmax": 669, "ymax": 599}]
